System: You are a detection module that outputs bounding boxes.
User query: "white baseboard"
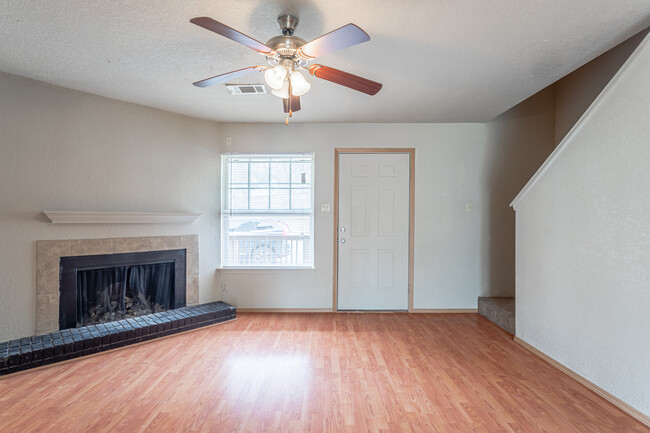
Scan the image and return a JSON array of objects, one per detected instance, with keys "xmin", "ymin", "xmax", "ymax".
[
  {"xmin": 237, "ymin": 308, "xmax": 333, "ymax": 313},
  {"xmin": 514, "ymin": 336, "xmax": 649, "ymax": 427},
  {"xmin": 412, "ymin": 308, "xmax": 478, "ymax": 313},
  {"xmin": 237, "ymin": 308, "xmax": 478, "ymax": 314}
]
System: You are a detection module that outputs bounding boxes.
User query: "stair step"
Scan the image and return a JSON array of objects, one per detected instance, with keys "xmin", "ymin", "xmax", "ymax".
[{"xmin": 478, "ymin": 297, "xmax": 515, "ymax": 335}]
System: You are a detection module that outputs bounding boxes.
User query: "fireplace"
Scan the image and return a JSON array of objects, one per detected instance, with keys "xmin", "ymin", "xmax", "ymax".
[
  {"xmin": 59, "ymin": 250, "xmax": 186, "ymax": 330},
  {"xmin": 0, "ymin": 235, "xmax": 238, "ymax": 376},
  {"xmin": 36, "ymin": 235, "xmax": 199, "ymax": 335}
]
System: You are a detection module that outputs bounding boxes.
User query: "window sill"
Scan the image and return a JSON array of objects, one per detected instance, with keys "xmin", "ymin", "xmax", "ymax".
[{"xmin": 217, "ymin": 266, "xmax": 315, "ymax": 272}]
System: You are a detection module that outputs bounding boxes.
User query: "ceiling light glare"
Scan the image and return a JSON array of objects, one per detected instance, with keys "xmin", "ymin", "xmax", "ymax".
[
  {"xmin": 264, "ymin": 65, "xmax": 287, "ymax": 90},
  {"xmin": 289, "ymin": 71, "xmax": 311, "ymax": 96},
  {"xmin": 271, "ymin": 79, "xmax": 290, "ymax": 99}
]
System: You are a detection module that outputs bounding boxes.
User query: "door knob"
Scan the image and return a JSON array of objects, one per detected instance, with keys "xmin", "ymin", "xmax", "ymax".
[
  {"xmin": 340, "ymin": 227, "xmax": 346, "ymax": 233},
  {"xmin": 340, "ymin": 238, "xmax": 346, "ymax": 244}
]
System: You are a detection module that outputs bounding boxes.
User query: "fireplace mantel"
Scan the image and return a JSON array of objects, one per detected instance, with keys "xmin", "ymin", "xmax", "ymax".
[{"xmin": 43, "ymin": 211, "xmax": 200, "ymax": 224}]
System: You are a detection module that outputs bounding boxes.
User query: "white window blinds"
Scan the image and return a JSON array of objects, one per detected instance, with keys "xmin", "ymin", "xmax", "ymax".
[{"xmin": 221, "ymin": 153, "xmax": 314, "ymax": 268}]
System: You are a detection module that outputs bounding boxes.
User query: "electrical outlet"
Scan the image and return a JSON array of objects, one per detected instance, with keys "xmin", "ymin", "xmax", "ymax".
[
  {"xmin": 221, "ymin": 283, "xmax": 228, "ymax": 292},
  {"xmin": 226, "ymin": 136, "xmax": 232, "ymax": 147}
]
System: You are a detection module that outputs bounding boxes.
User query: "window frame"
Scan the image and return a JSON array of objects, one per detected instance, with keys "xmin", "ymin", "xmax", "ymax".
[{"xmin": 220, "ymin": 152, "xmax": 315, "ymax": 270}]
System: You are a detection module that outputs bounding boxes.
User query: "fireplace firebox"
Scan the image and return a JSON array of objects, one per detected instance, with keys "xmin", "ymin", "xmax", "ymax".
[{"xmin": 59, "ymin": 249, "xmax": 186, "ymax": 330}]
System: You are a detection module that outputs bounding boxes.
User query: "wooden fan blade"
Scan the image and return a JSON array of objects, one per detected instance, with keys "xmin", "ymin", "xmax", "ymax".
[
  {"xmin": 193, "ymin": 66, "xmax": 264, "ymax": 88},
  {"xmin": 190, "ymin": 17, "xmax": 274, "ymax": 54},
  {"xmin": 282, "ymin": 95, "xmax": 301, "ymax": 113},
  {"xmin": 291, "ymin": 94, "xmax": 301, "ymax": 112},
  {"xmin": 309, "ymin": 64, "xmax": 382, "ymax": 95},
  {"xmin": 297, "ymin": 24, "xmax": 370, "ymax": 59}
]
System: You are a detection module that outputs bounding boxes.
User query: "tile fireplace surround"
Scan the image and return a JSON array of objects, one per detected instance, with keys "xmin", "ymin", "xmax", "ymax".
[{"xmin": 36, "ymin": 235, "xmax": 199, "ymax": 335}]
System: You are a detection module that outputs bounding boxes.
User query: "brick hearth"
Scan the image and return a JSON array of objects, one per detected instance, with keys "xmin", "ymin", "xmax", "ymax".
[{"xmin": 0, "ymin": 301, "xmax": 235, "ymax": 376}]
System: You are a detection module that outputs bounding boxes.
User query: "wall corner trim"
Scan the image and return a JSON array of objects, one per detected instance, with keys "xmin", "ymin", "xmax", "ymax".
[
  {"xmin": 510, "ymin": 32, "xmax": 650, "ymax": 211},
  {"xmin": 514, "ymin": 336, "xmax": 650, "ymax": 427}
]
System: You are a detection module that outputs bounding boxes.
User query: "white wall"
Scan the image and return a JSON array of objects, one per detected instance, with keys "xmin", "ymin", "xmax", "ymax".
[
  {"xmin": 0, "ymin": 72, "xmax": 222, "ymax": 341},
  {"xmin": 513, "ymin": 34, "xmax": 650, "ymax": 416},
  {"xmin": 217, "ymin": 123, "xmax": 495, "ymax": 310}
]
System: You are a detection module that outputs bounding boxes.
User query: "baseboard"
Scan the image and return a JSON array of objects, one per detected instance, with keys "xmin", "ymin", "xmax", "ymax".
[
  {"xmin": 238, "ymin": 308, "xmax": 478, "ymax": 314},
  {"xmin": 237, "ymin": 308, "xmax": 333, "ymax": 313},
  {"xmin": 412, "ymin": 308, "xmax": 478, "ymax": 313},
  {"xmin": 514, "ymin": 337, "xmax": 650, "ymax": 428}
]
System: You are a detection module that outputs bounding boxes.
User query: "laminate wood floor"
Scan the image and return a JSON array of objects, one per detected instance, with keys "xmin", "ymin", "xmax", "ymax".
[{"xmin": 0, "ymin": 313, "xmax": 647, "ymax": 432}]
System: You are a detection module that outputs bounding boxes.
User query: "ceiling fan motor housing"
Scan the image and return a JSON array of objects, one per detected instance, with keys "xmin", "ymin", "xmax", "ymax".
[
  {"xmin": 267, "ymin": 15, "xmax": 306, "ymax": 59},
  {"xmin": 266, "ymin": 14, "xmax": 310, "ymax": 74},
  {"xmin": 266, "ymin": 34, "xmax": 307, "ymax": 57},
  {"xmin": 277, "ymin": 14, "xmax": 298, "ymax": 36}
]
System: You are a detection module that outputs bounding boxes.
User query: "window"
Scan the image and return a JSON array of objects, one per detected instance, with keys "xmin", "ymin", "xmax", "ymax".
[{"xmin": 221, "ymin": 153, "xmax": 314, "ymax": 268}]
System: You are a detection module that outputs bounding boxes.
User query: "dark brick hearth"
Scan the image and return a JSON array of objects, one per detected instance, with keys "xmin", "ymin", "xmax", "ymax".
[{"xmin": 0, "ymin": 301, "xmax": 235, "ymax": 376}]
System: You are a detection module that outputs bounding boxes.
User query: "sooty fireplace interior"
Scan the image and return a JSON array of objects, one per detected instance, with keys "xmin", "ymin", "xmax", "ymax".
[{"xmin": 59, "ymin": 249, "xmax": 186, "ymax": 330}]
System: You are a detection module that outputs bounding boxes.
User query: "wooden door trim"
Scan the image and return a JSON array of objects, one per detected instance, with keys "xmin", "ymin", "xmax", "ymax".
[{"xmin": 333, "ymin": 148, "xmax": 416, "ymax": 312}]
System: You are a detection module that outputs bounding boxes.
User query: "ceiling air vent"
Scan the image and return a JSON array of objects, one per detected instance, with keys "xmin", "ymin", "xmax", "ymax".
[{"xmin": 226, "ymin": 84, "xmax": 268, "ymax": 95}]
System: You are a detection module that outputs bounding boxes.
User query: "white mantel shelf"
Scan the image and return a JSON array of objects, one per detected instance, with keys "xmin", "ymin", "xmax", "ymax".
[{"xmin": 43, "ymin": 211, "xmax": 201, "ymax": 224}]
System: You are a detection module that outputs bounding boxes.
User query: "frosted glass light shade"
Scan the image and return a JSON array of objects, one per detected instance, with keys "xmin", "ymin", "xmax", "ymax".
[
  {"xmin": 290, "ymin": 71, "xmax": 311, "ymax": 96},
  {"xmin": 271, "ymin": 80, "xmax": 290, "ymax": 99},
  {"xmin": 264, "ymin": 65, "xmax": 287, "ymax": 90}
]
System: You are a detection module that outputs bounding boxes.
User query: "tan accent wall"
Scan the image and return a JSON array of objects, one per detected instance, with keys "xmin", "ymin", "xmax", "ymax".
[
  {"xmin": 0, "ymin": 71, "xmax": 221, "ymax": 341},
  {"xmin": 482, "ymin": 26, "xmax": 649, "ymax": 298},
  {"xmin": 555, "ymin": 28, "xmax": 649, "ymax": 145}
]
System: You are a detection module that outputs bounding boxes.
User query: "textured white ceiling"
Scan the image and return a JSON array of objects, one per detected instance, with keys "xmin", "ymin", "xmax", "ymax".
[{"xmin": 1, "ymin": 1, "xmax": 649, "ymax": 123}]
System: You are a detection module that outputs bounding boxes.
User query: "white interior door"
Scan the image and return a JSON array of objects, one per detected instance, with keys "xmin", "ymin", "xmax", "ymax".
[{"xmin": 337, "ymin": 153, "xmax": 410, "ymax": 310}]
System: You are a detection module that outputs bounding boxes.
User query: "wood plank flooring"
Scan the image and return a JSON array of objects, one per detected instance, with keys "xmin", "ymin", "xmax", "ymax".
[{"xmin": 0, "ymin": 313, "xmax": 647, "ymax": 432}]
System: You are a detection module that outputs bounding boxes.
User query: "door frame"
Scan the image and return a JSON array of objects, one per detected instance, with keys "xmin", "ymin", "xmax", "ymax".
[{"xmin": 333, "ymin": 148, "xmax": 415, "ymax": 312}]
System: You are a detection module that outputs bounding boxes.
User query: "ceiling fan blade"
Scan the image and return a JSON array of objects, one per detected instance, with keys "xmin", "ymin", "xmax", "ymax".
[
  {"xmin": 291, "ymin": 94, "xmax": 301, "ymax": 112},
  {"xmin": 309, "ymin": 64, "xmax": 382, "ymax": 95},
  {"xmin": 282, "ymin": 95, "xmax": 301, "ymax": 113},
  {"xmin": 190, "ymin": 17, "xmax": 274, "ymax": 55},
  {"xmin": 297, "ymin": 24, "xmax": 370, "ymax": 59},
  {"xmin": 193, "ymin": 66, "xmax": 264, "ymax": 88}
]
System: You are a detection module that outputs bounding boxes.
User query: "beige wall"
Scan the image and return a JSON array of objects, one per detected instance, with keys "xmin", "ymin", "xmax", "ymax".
[
  {"xmin": 0, "ymin": 71, "xmax": 540, "ymax": 338},
  {"xmin": 216, "ymin": 122, "xmax": 538, "ymax": 310},
  {"xmin": 0, "ymin": 72, "xmax": 222, "ymax": 341},
  {"xmin": 481, "ymin": 27, "xmax": 649, "ymax": 299},
  {"xmin": 3, "ymin": 27, "xmax": 645, "ymax": 341},
  {"xmin": 512, "ymin": 32, "xmax": 650, "ymax": 417},
  {"xmin": 484, "ymin": 87, "xmax": 558, "ymax": 297}
]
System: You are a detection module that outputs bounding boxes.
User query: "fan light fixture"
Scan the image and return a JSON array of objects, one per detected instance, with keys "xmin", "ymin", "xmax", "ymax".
[
  {"xmin": 289, "ymin": 71, "xmax": 311, "ymax": 96},
  {"xmin": 264, "ymin": 65, "xmax": 287, "ymax": 90},
  {"xmin": 271, "ymin": 79, "xmax": 290, "ymax": 99},
  {"xmin": 265, "ymin": 66, "xmax": 311, "ymax": 98}
]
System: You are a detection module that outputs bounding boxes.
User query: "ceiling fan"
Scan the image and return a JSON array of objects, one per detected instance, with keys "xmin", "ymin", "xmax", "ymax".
[{"xmin": 190, "ymin": 14, "xmax": 382, "ymax": 121}]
